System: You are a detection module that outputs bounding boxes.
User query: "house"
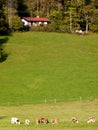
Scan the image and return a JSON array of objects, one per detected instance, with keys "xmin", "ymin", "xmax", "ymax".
[{"xmin": 22, "ymin": 16, "xmax": 51, "ymax": 26}]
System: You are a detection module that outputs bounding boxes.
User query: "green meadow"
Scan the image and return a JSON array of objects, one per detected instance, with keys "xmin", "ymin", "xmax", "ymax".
[
  {"xmin": 0, "ymin": 99, "xmax": 98, "ymax": 130},
  {"xmin": 0, "ymin": 32, "xmax": 98, "ymax": 105},
  {"xmin": 0, "ymin": 32, "xmax": 98, "ymax": 129}
]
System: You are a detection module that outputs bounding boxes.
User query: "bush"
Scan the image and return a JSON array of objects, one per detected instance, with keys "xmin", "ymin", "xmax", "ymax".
[
  {"xmin": 30, "ymin": 24, "xmax": 54, "ymax": 32},
  {"xmin": 89, "ymin": 20, "xmax": 98, "ymax": 32},
  {"xmin": 12, "ymin": 15, "xmax": 24, "ymax": 31},
  {"xmin": 0, "ymin": 18, "xmax": 9, "ymax": 35}
]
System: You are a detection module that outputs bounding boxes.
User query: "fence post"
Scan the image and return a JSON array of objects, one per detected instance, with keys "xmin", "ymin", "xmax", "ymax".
[
  {"xmin": 17, "ymin": 101, "xmax": 19, "ymax": 105},
  {"xmin": 90, "ymin": 96, "xmax": 92, "ymax": 100},
  {"xmin": 45, "ymin": 99, "xmax": 46, "ymax": 104},
  {"xmin": 54, "ymin": 99, "xmax": 56, "ymax": 103},
  {"xmin": 80, "ymin": 96, "xmax": 82, "ymax": 101}
]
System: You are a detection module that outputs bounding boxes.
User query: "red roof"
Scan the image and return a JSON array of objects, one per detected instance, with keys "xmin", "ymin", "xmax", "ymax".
[{"xmin": 23, "ymin": 17, "xmax": 50, "ymax": 22}]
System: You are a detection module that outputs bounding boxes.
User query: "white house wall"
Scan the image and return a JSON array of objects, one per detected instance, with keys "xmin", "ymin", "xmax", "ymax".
[
  {"xmin": 22, "ymin": 19, "xmax": 31, "ymax": 26},
  {"xmin": 22, "ymin": 19, "xmax": 48, "ymax": 26}
]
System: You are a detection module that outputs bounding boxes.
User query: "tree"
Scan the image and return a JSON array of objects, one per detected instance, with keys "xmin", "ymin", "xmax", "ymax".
[
  {"xmin": 11, "ymin": 15, "xmax": 23, "ymax": 31},
  {"xmin": 0, "ymin": 0, "xmax": 9, "ymax": 35},
  {"xmin": 78, "ymin": 0, "xmax": 98, "ymax": 33},
  {"xmin": 17, "ymin": 0, "xmax": 30, "ymax": 17},
  {"xmin": 83, "ymin": 5, "xmax": 94, "ymax": 33},
  {"xmin": 89, "ymin": 0, "xmax": 98, "ymax": 32},
  {"xmin": 49, "ymin": 9, "xmax": 63, "ymax": 32},
  {"xmin": 4, "ymin": 0, "xmax": 24, "ymax": 31},
  {"xmin": 1, "ymin": 0, "xmax": 98, "ymax": 33}
]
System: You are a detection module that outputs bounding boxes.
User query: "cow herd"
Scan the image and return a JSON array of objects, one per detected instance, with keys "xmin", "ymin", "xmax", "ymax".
[{"xmin": 11, "ymin": 116, "xmax": 96, "ymax": 125}]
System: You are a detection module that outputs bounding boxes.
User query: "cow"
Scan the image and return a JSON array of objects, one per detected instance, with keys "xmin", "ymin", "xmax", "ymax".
[
  {"xmin": 25, "ymin": 119, "xmax": 30, "ymax": 125},
  {"xmin": 75, "ymin": 30, "xmax": 84, "ymax": 35},
  {"xmin": 71, "ymin": 117, "xmax": 78, "ymax": 123},
  {"xmin": 11, "ymin": 117, "xmax": 20, "ymax": 124},
  {"xmin": 36, "ymin": 118, "xmax": 49, "ymax": 124},
  {"xmin": 87, "ymin": 116, "xmax": 96, "ymax": 123},
  {"xmin": 51, "ymin": 118, "xmax": 58, "ymax": 124}
]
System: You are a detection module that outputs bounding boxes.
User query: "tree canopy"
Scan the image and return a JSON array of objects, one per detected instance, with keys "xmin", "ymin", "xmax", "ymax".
[{"xmin": 0, "ymin": 0, "xmax": 98, "ymax": 34}]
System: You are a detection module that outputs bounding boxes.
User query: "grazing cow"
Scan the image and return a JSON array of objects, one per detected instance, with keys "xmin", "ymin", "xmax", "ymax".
[
  {"xmin": 75, "ymin": 30, "xmax": 84, "ymax": 34},
  {"xmin": 87, "ymin": 116, "xmax": 96, "ymax": 123},
  {"xmin": 11, "ymin": 117, "xmax": 20, "ymax": 124},
  {"xmin": 25, "ymin": 119, "xmax": 30, "ymax": 125},
  {"xmin": 51, "ymin": 118, "xmax": 58, "ymax": 124},
  {"xmin": 71, "ymin": 117, "xmax": 78, "ymax": 123},
  {"xmin": 36, "ymin": 118, "xmax": 49, "ymax": 124}
]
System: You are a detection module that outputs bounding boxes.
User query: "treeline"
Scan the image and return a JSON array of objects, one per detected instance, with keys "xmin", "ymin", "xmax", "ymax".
[{"xmin": 0, "ymin": 0, "xmax": 98, "ymax": 34}]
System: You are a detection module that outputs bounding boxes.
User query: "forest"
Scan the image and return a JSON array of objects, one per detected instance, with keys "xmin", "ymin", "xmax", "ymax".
[{"xmin": 0, "ymin": 0, "xmax": 98, "ymax": 34}]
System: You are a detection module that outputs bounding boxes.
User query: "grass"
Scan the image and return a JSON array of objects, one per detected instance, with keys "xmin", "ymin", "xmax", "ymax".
[
  {"xmin": 0, "ymin": 32, "xmax": 98, "ymax": 129},
  {"xmin": 0, "ymin": 99, "xmax": 98, "ymax": 130},
  {"xmin": 0, "ymin": 32, "xmax": 98, "ymax": 105}
]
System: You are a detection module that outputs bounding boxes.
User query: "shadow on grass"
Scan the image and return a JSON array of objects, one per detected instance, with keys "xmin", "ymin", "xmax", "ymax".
[
  {"xmin": 0, "ymin": 37, "xmax": 9, "ymax": 63},
  {"xmin": 0, "ymin": 116, "xmax": 7, "ymax": 120}
]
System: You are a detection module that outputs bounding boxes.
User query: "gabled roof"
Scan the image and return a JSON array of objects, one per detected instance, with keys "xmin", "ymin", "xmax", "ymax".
[{"xmin": 22, "ymin": 17, "xmax": 50, "ymax": 22}]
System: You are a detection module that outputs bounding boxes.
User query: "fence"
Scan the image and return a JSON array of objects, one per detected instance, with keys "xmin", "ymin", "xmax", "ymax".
[{"xmin": 0, "ymin": 96, "xmax": 94, "ymax": 106}]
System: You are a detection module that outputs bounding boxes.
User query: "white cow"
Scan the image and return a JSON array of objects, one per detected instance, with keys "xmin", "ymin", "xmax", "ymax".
[
  {"xmin": 11, "ymin": 117, "xmax": 20, "ymax": 124},
  {"xmin": 25, "ymin": 119, "xmax": 30, "ymax": 125},
  {"xmin": 75, "ymin": 30, "xmax": 84, "ymax": 34},
  {"xmin": 71, "ymin": 117, "xmax": 78, "ymax": 123},
  {"xmin": 87, "ymin": 116, "xmax": 96, "ymax": 123}
]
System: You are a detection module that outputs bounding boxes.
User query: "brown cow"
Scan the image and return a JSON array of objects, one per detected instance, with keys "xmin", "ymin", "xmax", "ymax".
[
  {"xmin": 36, "ymin": 118, "xmax": 49, "ymax": 124},
  {"xmin": 87, "ymin": 116, "xmax": 96, "ymax": 123},
  {"xmin": 51, "ymin": 118, "xmax": 58, "ymax": 124}
]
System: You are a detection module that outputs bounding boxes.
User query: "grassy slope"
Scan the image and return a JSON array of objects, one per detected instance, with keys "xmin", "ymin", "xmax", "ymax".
[{"xmin": 0, "ymin": 32, "xmax": 98, "ymax": 105}]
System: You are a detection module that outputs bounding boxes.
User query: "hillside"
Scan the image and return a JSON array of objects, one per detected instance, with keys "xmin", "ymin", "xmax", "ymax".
[{"xmin": 0, "ymin": 32, "xmax": 98, "ymax": 105}]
